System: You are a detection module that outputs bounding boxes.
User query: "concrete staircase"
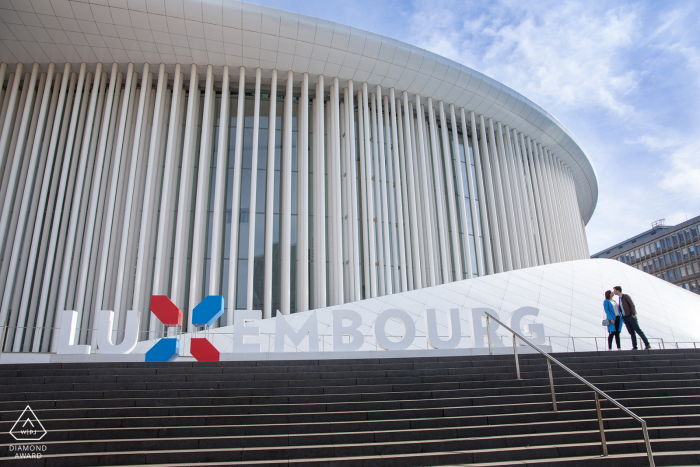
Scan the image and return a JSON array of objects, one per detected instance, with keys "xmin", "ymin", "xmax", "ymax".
[{"xmin": 1, "ymin": 349, "xmax": 699, "ymax": 466}]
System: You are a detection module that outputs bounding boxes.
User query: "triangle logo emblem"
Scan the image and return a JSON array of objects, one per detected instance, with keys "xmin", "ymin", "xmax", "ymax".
[{"xmin": 9, "ymin": 406, "xmax": 47, "ymax": 441}]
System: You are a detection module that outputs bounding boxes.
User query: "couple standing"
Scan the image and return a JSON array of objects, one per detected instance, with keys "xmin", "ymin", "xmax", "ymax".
[{"xmin": 603, "ymin": 286, "xmax": 651, "ymax": 350}]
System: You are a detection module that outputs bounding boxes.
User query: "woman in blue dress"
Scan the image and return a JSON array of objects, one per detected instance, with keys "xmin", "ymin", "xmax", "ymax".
[{"xmin": 604, "ymin": 290, "xmax": 623, "ymax": 350}]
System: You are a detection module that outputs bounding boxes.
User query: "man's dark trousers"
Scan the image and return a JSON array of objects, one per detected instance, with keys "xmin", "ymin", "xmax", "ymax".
[{"xmin": 623, "ymin": 316, "xmax": 650, "ymax": 349}]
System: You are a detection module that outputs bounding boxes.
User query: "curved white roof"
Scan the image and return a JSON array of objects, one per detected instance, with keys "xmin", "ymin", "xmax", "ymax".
[{"xmin": 0, "ymin": 0, "xmax": 597, "ymax": 222}]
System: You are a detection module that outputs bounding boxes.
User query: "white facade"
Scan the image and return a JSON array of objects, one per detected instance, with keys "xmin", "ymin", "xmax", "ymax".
[{"xmin": 0, "ymin": 0, "xmax": 599, "ymax": 354}]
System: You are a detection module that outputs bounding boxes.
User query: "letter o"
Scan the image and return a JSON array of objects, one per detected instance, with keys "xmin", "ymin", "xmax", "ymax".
[{"xmin": 373, "ymin": 309, "xmax": 416, "ymax": 351}]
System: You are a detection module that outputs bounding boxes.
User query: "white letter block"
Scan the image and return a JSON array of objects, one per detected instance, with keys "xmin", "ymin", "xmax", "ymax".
[
  {"xmin": 332, "ymin": 309, "xmax": 364, "ymax": 352},
  {"xmin": 470, "ymin": 308, "xmax": 504, "ymax": 349},
  {"xmin": 56, "ymin": 310, "xmax": 91, "ymax": 354},
  {"xmin": 274, "ymin": 311, "xmax": 319, "ymax": 352},
  {"xmin": 373, "ymin": 309, "xmax": 416, "ymax": 351},
  {"xmin": 509, "ymin": 306, "xmax": 546, "ymax": 345},
  {"xmin": 425, "ymin": 308, "xmax": 461, "ymax": 350},
  {"xmin": 232, "ymin": 310, "xmax": 262, "ymax": 353},
  {"xmin": 96, "ymin": 310, "xmax": 140, "ymax": 354}
]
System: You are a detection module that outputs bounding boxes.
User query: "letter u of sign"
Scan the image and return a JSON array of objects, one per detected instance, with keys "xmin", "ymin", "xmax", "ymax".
[{"xmin": 145, "ymin": 295, "xmax": 224, "ymax": 362}]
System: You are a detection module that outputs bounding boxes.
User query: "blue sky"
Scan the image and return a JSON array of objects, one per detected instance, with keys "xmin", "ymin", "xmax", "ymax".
[{"xmin": 252, "ymin": 0, "xmax": 700, "ymax": 254}]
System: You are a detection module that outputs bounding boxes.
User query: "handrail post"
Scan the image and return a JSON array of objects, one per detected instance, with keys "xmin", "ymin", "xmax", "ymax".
[
  {"xmin": 594, "ymin": 392, "xmax": 608, "ymax": 456},
  {"xmin": 486, "ymin": 314, "xmax": 492, "ymax": 355},
  {"xmin": 642, "ymin": 420, "xmax": 656, "ymax": 467},
  {"xmin": 513, "ymin": 334, "xmax": 521, "ymax": 380},
  {"xmin": 547, "ymin": 358, "xmax": 557, "ymax": 412}
]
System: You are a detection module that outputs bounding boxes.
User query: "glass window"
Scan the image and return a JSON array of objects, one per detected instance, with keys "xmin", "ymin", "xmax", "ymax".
[
  {"xmin": 677, "ymin": 251, "xmax": 683, "ymax": 261},
  {"xmin": 664, "ymin": 254, "xmax": 670, "ymax": 264},
  {"xmin": 694, "ymin": 262, "xmax": 700, "ymax": 274},
  {"xmin": 680, "ymin": 266, "xmax": 687, "ymax": 277},
  {"xmin": 643, "ymin": 265, "xmax": 648, "ymax": 272},
  {"xmin": 670, "ymin": 253, "xmax": 676, "ymax": 263},
  {"xmin": 690, "ymin": 246, "xmax": 696, "ymax": 257},
  {"xmin": 685, "ymin": 283, "xmax": 690, "ymax": 290},
  {"xmin": 683, "ymin": 248, "xmax": 689, "ymax": 259},
  {"xmin": 644, "ymin": 245, "xmax": 649, "ymax": 255},
  {"xmin": 673, "ymin": 235, "xmax": 679, "ymax": 245},
  {"xmin": 663, "ymin": 273, "xmax": 668, "ymax": 280},
  {"xmin": 692, "ymin": 283, "xmax": 697, "ymax": 292},
  {"xmin": 654, "ymin": 259, "xmax": 659, "ymax": 268},
  {"xmin": 685, "ymin": 230, "xmax": 691, "ymax": 240},
  {"xmin": 651, "ymin": 243, "xmax": 656, "ymax": 253},
  {"xmin": 661, "ymin": 238, "xmax": 666, "ymax": 248},
  {"xmin": 692, "ymin": 227, "xmax": 698, "ymax": 238},
  {"xmin": 674, "ymin": 268, "xmax": 680, "ymax": 278}
]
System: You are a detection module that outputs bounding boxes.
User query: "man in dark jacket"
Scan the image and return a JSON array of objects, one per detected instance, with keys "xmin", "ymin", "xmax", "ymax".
[{"xmin": 613, "ymin": 286, "xmax": 651, "ymax": 350}]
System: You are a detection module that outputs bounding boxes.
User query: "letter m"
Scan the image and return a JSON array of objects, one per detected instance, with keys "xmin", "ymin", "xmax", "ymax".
[{"xmin": 274, "ymin": 311, "xmax": 319, "ymax": 352}]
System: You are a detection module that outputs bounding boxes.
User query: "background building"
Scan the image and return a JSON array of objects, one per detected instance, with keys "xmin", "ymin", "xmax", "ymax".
[
  {"xmin": 0, "ymin": 0, "xmax": 597, "ymax": 353},
  {"xmin": 592, "ymin": 216, "xmax": 700, "ymax": 295}
]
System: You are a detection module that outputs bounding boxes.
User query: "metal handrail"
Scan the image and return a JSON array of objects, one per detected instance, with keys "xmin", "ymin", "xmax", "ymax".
[{"xmin": 485, "ymin": 312, "xmax": 655, "ymax": 467}]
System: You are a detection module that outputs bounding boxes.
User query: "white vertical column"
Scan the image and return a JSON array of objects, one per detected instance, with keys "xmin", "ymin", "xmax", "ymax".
[
  {"xmin": 438, "ymin": 101, "xmax": 463, "ymax": 281},
  {"xmin": 477, "ymin": 115, "xmax": 502, "ymax": 273},
  {"xmin": 540, "ymin": 146, "xmax": 563, "ymax": 262},
  {"xmin": 503, "ymin": 124, "xmax": 529, "ymax": 267},
  {"xmin": 280, "ymin": 71, "xmax": 293, "ymax": 314},
  {"xmin": 526, "ymin": 138, "xmax": 550, "ymax": 264},
  {"xmin": 0, "ymin": 63, "xmax": 52, "ymax": 328},
  {"xmin": 171, "ymin": 65, "xmax": 199, "ymax": 311},
  {"xmin": 35, "ymin": 64, "xmax": 86, "ymax": 351},
  {"xmin": 389, "ymin": 89, "xmax": 408, "ymax": 291},
  {"xmin": 488, "ymin": 118, "xmax": 512, "ymax": 271},
  {"xmin": 74, "ymin": 62, "xmax": 121, "ymax": 327},
  {"xmin": 346, "ymin": 81, "xmax": 361, "ymax": 301},
  {"xmin": 425, "ymin": 104, "xmax": 445, "ymax": 282},
  {"xmin": 152, "ymin": 63, "xmax": 183, "ymax": 296},
  {"xmin": 568, "ymin": 168, "xmax": 586, "ymax": 258},
  {"xmin": 111, "ymin": 64, "xmax": 150, "ymax": 334},
  {"xmin": 518, "ymin": 133, "xmax": 543, "ymax": 265},
  {"xmin": 414, "ymin": 95, "xmax": 436, "ymax": 286},
  {"xmin": 395, "ymin": 96, "xmax": 414, "ymax": 289},
  {"xmin": 313, "ymin": 75, "xmax": 326, "ymax": 308},
  {"xmin": 564, "ymin": 165, "xmax": 584, "ymax": 259},
  {"xmin": 466, "ymin": 110, "xmax": 489, "ymax": 275},
  {"xmin": 370, "ymin": 92, "xmax": 386, "ymax": 295},
  {"xmin": 545, "ymin": 150, "xmax": 566, "ymax": 261},
  {"xmin": 409, "ymin": 102, "xmax": 427, "ymax": 285},
  {"xmin": 18, "ymin": 65, "xmax": 70, "ymax": 350},
  {"xmin": 210, "ymin": 65, "xmax": 230, "ymax": 297},
  {"xmin": 565, "ymin": 164, "xmax": 583, "ymax": 259},
  {"xmin": 226, "ymin": 66, "xmax": 245, "ymax": 323},
  {"xmin": 532, "ymin": 142, "xmax": 556, "ymax": 263},
  {"xmin": 329, "ymin": 78, "xmax": 344, "ymax": 304},
  {"xmin": 555, "ymin": 156, "xmax": 575, "ymax": 261},
  {"xmin": 510, "ymin": 128, "xmax": 537, "ymax": 266},
  {"xmin": 401, "ymin": 95, "xmax": 421, "ymax": 288},
  {"xmin": 245, "ymin": 68, "xmax": 262, "ymax": 312},
  {"xmin": 383, "ymin": 94, "xmax": 400, "ymax": 292},
  {"xmin": 263, "ymin": 69, "xmax": 277, "ymax": 318},
  {"xmin": 53, "ymin": 63, "xmax": 104, "ymax": 350},
  {"xmin": 360, "ymin": 84, "xmax": 377, "ymax": 297},
  {"xmin": 188, "ymin": 64, "xmax": 215, "ymax": 327},
  {"xmin": 0, "ymin": 63, "xmax": 38, "ymax": 258},
  {"xmin": 0, "ymin": 63, "xmax": 23, "ymax": 179},
  {"xmin": 450, "ymin": 105, "xmax": 475, "ymax": 278},
  {"xmin": 296, "ymin": 73, "xmax": 309, "ymax": 311},
  {"xmin": 93, "ymin": 63, "xmax": 135, "ymax": 340},
  {"xmin": 375, "ymin": 87, "xmax": 392, "ymax": 295},
  {"xmin": 131, "ymin": 62, "xmax": 166, "ymax": 322},
  {"xmin": 552, "ymin": 158, "xmax": 572, "ymax": 260}
]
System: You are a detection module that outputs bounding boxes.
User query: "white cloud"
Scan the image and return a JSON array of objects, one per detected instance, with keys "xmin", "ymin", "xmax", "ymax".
[{"xmin": 410, "ymin": 0, "xmax": 640, "ymax": 116}]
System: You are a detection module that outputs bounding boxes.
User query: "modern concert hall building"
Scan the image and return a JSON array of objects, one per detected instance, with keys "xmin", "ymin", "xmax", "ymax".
[{"xmin": 0, "ymin": 0, "xmax": 614, "ymax": 355}]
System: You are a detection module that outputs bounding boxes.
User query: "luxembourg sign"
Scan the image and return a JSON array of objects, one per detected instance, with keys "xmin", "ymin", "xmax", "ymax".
[{"xmin": 55, "ymin": 295, "xmax": 546, "ymax": 362}]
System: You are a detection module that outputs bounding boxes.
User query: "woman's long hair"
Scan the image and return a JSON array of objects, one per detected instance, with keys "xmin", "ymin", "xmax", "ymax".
[{"xmin": 605, "ymin": 290, "xmax": 613, "ymax": 300}]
